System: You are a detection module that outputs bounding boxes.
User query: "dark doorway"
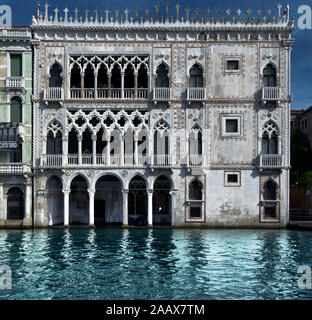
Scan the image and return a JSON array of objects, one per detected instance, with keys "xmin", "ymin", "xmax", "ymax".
[{"xmin": 7, "ymin": 187, "xmax": 24, "ymax": 220}]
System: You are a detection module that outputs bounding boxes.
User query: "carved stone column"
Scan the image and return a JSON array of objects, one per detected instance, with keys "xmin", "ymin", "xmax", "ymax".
[
  {"xmin": 106, "ymin": 135, "xmax": 111, "ymax": 165},
  {"xmin": 169, "ymin": 191, "xmax": 176, "ymax": 226},
  {"xmin": 62, "ymin": 134, "xmax": 68, "ymax": 166},
  {"xmin": 107, "ymin": 72, "xmax": 111, "ymax": 98},
  {"xmin": 78, "ymin": 135, "xmax": 82, "ymax": 164},
  {"xmin": 91, "ymin": 134, "xmax": 97, "ymax": 165},
  {"xmin": 134, "ymin": 71, "xmax": 138, "ymax": 98},
  {"xmin": 121, "ymin": 71, "xmax": 125, "ymax": 98},
  {"xmin": 80, "ymin": 72, "xmax": 85, "ymax": 98}
]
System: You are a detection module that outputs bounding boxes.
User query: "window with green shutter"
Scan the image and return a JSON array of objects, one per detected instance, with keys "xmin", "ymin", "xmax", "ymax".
[
  {"xmin": 10, "ymin": 97, "xmax": 22, "ymax": 123},
  {"xmin": 10, "ymin": 54, "xmax": 22, "ymax": 77}
]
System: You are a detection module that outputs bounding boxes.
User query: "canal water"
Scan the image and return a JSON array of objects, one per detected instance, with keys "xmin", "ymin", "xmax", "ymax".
[{"xmin": 0, "ymin": 228, "xmax": 311, "ymax": 300}]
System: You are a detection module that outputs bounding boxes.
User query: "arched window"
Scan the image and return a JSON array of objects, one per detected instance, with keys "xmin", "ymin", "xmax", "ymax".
[
  {"xmin": 154, "ymin": 120, "xmax": 169, "ymax": 158},
  {"xmin": 7, "ymin": 187, "xmax": 24, "ymax": 220},
  {"xmin": 156, "ymin": 63, "xmax": 169, "ymax": 88},
  {"xmin": 261, "ymin": 121, "xmax": 278, "ymax": 155},
  {"xmin": 49, "ymin": 62, "xmax": 63, "ymax": 87},
  {"xmin": 47, "ymin": 131, "xmax": 62, "ymax": 154},
  {"xmin": 189, "ymin": 64, "xmax": 203, "ymax": 88},
  {"xmin": 189, "ymin": 179, "xmax": 203, "ymax": 201},
  {"xmin": 263, "ymin": 180, "xmax": 277, "ymax": 201},
  {"xmin": 10, "ymin": 97, "xmax": 22, "ymax": 123},
  {"xmin": 70, "ymin": 64, "xmax": 81, "ymax": 88},
  {"xmin": 46, "ymin": 121, "xmax": 63, "ymax": 154},
  {"xmin": 263, "ymin": 64, "xmax": 277, "ymax": 87}
]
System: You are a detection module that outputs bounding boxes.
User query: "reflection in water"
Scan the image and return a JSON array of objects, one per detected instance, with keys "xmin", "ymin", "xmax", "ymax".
[{"xmin": 0, "ymin": 229, "xmax": 312, "ymax": 299}]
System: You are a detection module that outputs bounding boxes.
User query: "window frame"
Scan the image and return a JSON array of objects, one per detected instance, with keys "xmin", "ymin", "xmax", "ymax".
[
  {"xmin": 221, "ymin": 114, "xmax": 243, "ymax": 138},
  {"xmin": 223, "ymin": 55, "xmax": 243, "ymax": 75},
  {"xmin": 10, "ymin": 53, "xmax": 23, "ymax": 77},
  {"xmin": 224, "ymin": 171, "xmax": 241, "ymax": 187}
]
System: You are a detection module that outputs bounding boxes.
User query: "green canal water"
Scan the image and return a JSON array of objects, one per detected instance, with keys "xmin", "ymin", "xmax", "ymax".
[{"xmin": 0, "ymin": 228, "xmax": 311, "ymax": 300}]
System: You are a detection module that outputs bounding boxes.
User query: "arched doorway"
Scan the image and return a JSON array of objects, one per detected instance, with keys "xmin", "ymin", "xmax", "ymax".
[
  {"xmin": 47, "ymin": 176, "xmax": 64, "ymax": 226},
  {"xmin": 153, "ymin": 176, "xmax": 172, "ymax": 226},
  {"xmin": 69, "ymin": 176, "xmax": 89, "ymax": 225},
  {"xmin": 128, "ymin": 176, "xmax": 147, "ymax": 226},
  {"xmin": 188, "ymin": 179, "xmax": 203, "ymax": 219},
  {"xmin": 94, "ymin": 175, "xmax": 122, "ymax": 226},
  {"xmin": 7, "ymin": 187, "xmax": 24, "ymax": 220}
]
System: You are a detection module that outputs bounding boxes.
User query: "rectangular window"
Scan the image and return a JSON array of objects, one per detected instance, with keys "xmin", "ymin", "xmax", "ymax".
[
  {"xmin": 10, "ymin": 144, "xmax": 22, "ymax": 163},
  {"xmin": 227, "ymin": 60, "xmax": 239, "ymax": 71},
  {"xmin": 10, "ymin": 54, "xmax": 22, "ymax": 77},
  {"xmin": 264, "ymin": 206, "xmax": 277, "ymax": 219},
  {"xmin": 224, "ymin": 171, "xmax": 241, "ymax": 187},
  {"xmin": 221, "ymin": 114, "xmax": 243, "ymax": 138},
  {"xmin": 190, "ymin": 206, "xmax": 201, "ymax": 218},
  {"xmin": 225, "ymin": 119, "xmax": 238, "ymax": 133}
]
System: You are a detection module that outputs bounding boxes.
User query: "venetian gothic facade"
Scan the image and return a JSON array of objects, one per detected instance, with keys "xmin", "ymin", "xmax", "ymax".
[{"xmin": 5, "ymin": 3, "xmax": 294, "ymax": 228}]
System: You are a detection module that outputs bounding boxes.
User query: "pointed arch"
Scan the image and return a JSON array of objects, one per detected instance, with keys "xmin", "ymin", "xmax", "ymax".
[
  {"xmin": 261, "ymin": 121, "xmax": 279, "ymax": 155},
  {"xmin": 263, "ymin": 63, "xmax": 277, "ymax": 87},
  {"xmin": 189, "ymin": 63, "xmax": 204, "ymax": 88},
  {"xmin": 263, "ymin": 179, "xmax": 278, "ymax": 201},
  {"xmin": 155, "ymin": 62, "xmax": 169, "ymax": 88},
  {"xmin": 49, "ymin": 61, "xmax": 63, "ymax": 88}
]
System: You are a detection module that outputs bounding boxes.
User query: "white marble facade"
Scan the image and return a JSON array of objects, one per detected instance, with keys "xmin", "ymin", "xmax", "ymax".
[{"xmin": 31, "ymin": 4, "xmax": 295, "ymax": 228}]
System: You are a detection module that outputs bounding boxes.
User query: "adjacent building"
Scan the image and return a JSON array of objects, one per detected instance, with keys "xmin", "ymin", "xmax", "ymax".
[
  {"xmin": 29, "ymin": 4, "xmax": 295, "ymax": 228},
  {"xmin": 0, "ymin": 27, "xmax": 32, "ymax": 227}
]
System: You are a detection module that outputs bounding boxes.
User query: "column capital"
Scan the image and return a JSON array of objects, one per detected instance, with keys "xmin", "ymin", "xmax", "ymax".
[
  {"xmin": 88, "ymin": 189, "xmax": 96, "ymax": 195},
  {"xmin": 122, "ymin": 189, "xmax": 129, "ymax": 194},
  {"xmin": 148, "ymin": 189, "xmax": 154, "ymax": 194},
  {"xmin": 62, "ymin": 189, "xmax": 70, "ymax": 194},
  {"xmin": 91, "ymin": 134, "xmax": 97, "ymax": 140}
]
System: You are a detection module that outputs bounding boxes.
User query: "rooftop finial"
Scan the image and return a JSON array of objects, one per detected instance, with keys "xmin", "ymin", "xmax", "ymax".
[
  {"xmin": 63, "ymin": 7, "xmax": 69, "ymax": 23},
  {"xmin": 247, "ymin": 9, "xmax": 252, "ymax": 23},
  {"xmin": 104, "ymin": 9, "xmax": 109, "ymax": 23},
  {"xmin": 94, "ymin": 8, "xmax": 99, "ymax": 23},
  {"xmin": 37, "ymin": 2, "xmax": 40, "ymax": 18},
  {"xmin": 115, "ymin": 9, "xmax": 119, "ymax": 23},
  {"xmin": 277, "ymin": 3, "xmax": 282, "ymax": 22},
  {"xmin": 53, "ymin": 7, "xmax": 59, "ymax": 23},
  {"xmin": 267, "ymin": 8, "xmax": 272, "ymax": 23},
  {"xmin": 124, "ymin": 9, "xmax": 129, "ymax": 23},
  {"xmin": 74, "ymin": 8, "xmax": 79, "ymax": 23},
  {"xmin": 216, "ymin": 9, "xmax": 221, "ymax": 22},
  {"xmin": 206, "ymin": 8, "xmax": 210, "ymax": 22},
  {"xmin": 257, "ymin": 9, "xmax": 262, "ymax": 24},
  {"xmin": 44, "ymin": 2, "xmax": 49, "ymax": 22},
  {"xmin": 145, "ymin": 9, "xmax": 149, "ymax": 22},
  {"xmin": 154, "ymin": 4, "xmax": 160, "ymax": 22},
  {"xmin": 175, "ymin": 3, "xmax": 180, "ymax": 21},
  {"xmin": 165, "ymin": 3, "xmax": 170, "ymax": 22},
  {"xmin": 237, "ymin": 9, "xmax": 241, "ymax": 23},
  {"xmin": 84, "ymin": 8, "xmax": 89, "ymax": 23},
  {"xmin": 185, "ymin": 7, "xmax": 191, "ymax": 22},
  {"xmin": 226, "ymin": 8, "xmax": 231, "ymax": 22},
  {"xmin": 135, "ymin": 8, "xmax": 139, "ymax": 22},
  {"xmin": 196, "ymin": 8, "xmax": 200, "ymax": 22}
]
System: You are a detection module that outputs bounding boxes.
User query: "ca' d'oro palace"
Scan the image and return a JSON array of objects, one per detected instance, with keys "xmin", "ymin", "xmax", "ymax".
[{"xmin": 0, "ymin": 4, "xmax": 294, "ymax": 228}]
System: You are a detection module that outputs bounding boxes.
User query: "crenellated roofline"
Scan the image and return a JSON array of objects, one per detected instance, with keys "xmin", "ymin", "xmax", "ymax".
[{"xmin": 31, "ymin": 3, "xmax": 295, "ymax": 31}]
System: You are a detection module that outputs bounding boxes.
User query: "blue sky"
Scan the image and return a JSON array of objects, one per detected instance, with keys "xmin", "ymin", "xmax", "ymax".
[{"xmin": 1, "ymin": 0, "xmax": 310, "ymax": 109}]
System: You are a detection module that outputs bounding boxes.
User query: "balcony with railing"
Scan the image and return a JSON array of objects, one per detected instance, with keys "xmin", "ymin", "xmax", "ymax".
[
  {"xmin": 153, "ymin": 88, "xmax": 171, "ymax": 103},
  {"xmin": 68, "ymin": 88, "xmax": 148, "ymax": 100},
  {"xmin": 40, "ymin": 154, "xmax": 150, "ymax": 167},
  {"xmin": 0, "ymin": 163, "xmax": 31, "ymax": 175},
  {"xmin": 5, "ymin": 77, "xmax": 25, "ymax": 89},
  {"xmin": 187, "ymin": 155, "xmax": 204, "ymax": 167},
  {"xmin": 151, "ymin": 155, "xmax": 173, "ymax": 167},
  {"xmin": 261, "ymin": 87, "xmax": 281, "ymax": 103},
  {"xmin": 43, "ymin": 87, "xmax": 64, "ymax": 101},
  {"xmin": 187, "ymin": 88, "xmax": 206, "ymax": 102},
  {"xmin": 259, "ymin": 154, "xmax": 283, "ymax": 169}
]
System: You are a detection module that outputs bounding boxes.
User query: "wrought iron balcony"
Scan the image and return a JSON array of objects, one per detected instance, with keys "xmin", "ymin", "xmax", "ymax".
[
  {"xmin": 153, "ymin": 88, "xmax": 171, "ymax": 103},
  {"xmin": 5, "ymin": 77, "xmax": 24, "ymax": 89},
  {"xmin": 261, "ymin": 87, "xmax": 281, "ymax": 103},
  {"xmin": 43, "ymin": 87, "xmax": 64, "ymax": 101},
  {"xmin": 259, "ymin": 154, "xmax": 283, "ymax": 169},
  {"xmin": 187, "ymin": 88, "xmax": 206, "ymax": 102},
  {"xmin": 0, "ymin": 122, "xmax": 21, "ymax": 151}
]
